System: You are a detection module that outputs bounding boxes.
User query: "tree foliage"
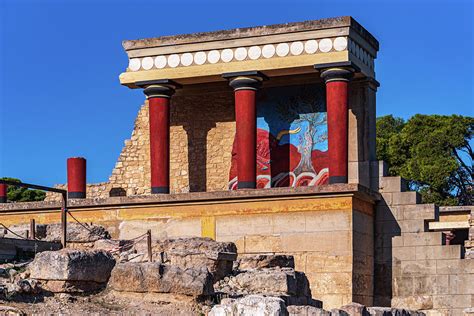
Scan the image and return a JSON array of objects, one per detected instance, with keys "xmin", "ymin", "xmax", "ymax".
[
  {"xmin": 0, "ymin": 177, "xmax": 46, "ymax": 202},
  {"xmin": 376, "ymin": 115, "xmax": 473, "ymax": 206}
]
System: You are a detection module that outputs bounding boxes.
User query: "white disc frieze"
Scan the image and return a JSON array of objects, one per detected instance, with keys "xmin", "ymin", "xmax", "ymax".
[
  {"xmin": 207, "ymin": 50, "xmax": 220, "ymax": 64},
  {"xmin": 154, "ymin": 56, "xmax": 167, "ymax": 69},
  {"xmin": 262, "ymin": 44, "xmax": 275, "ymax": 58},
  {"xmin": 234, "ymin": 47, "xmax": 247, "ymax": 61},
  {"xmin": 290, "ymin": 41, "xmax": 304, "ymax": 55},
  {"xmin": 334, "ymin": 37, "xmax": 348, "ymax": 51},
  {"xmin": 248, "ymin": 46, "xmax": 261, "ymax": 60},
  {"xmin": 141, "ymin": 57, "xmax": 154, "ymax": 70},
  {"xmin": 129, "ymin": 58, "xmax": 141, "ymax": 71},
  {"xmin": 276, "ymin": 43, "xmax": 289, "ymax": 57},
  {"xmin": 319, "ymin": 38, "xmax": 332, "ymax": 53},
  {"xmin": 221, "ymin": 49, "xmax": 234, "ymax": 63},
  {"xmin": 304, "ymin": 40, "xmax": 318, "ymax": 54},
  {"xmin": 194, "ymin": 51, "xmax": 206, "ymax": 65},
  {"xmin": 180, "ymin": 53, "xmax": 193, "ymax": 66},
  {"xmin": 168, "ymin": 54, "xmax": 180, "ymax": 68}
]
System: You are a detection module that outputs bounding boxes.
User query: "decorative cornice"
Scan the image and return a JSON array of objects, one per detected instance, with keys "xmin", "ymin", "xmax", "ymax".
[{"xmin": 127, "ymin": 37, "xmax": 354, "ymax": 72}]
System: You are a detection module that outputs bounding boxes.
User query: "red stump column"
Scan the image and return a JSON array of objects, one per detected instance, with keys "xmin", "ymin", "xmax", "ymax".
[
  {"xmin": 224, "ymin": 72, "xmax": 267, "ymax": 189},
  {"xmin": 143, "ymin": 82, "xmax": 179, "ymax": 194},
  {"xmin": 0, "ymin": 184, "xmax": 7, "ymax": 203},
  {"xmin": 67, "ymin": 157, "xmax": 86, "ymax": 198},
  {"xmin": 321, "ymin": 68, "xmax": 354, "ymax": 184}
]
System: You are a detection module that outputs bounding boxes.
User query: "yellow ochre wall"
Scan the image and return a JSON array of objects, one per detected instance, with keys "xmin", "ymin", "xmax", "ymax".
[{"xmin": 0, "ymin": 193, "xmax": 374, "ymax": 309}]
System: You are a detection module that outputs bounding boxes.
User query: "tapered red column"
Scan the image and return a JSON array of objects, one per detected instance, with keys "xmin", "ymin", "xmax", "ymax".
[
  {"xmin": 223, "ymin": 71, "xmax": 267, "ymax": 189},
  {"xmin": 67, "ymin": 157, "xmax": 86, "ymax": 198},
  {"xmin": 320, "ymin": 67, "xmax": 354, "ymax": 184},
  {"xmin": 143, "ymin": 81, "xmax": 178, "ymax": 194}
]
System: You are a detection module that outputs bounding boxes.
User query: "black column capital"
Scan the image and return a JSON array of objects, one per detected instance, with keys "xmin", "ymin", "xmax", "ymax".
[
  {"xmin": 222, "ymin": 71, "xmax": 268, "ymax": 91},
  {"xmin": 319, "ymin": 67, "xmax": 355, "ymax": 83},
  {"xmin": 314, "ymin": 61, "xmax": 359, "ymax": 83},
  {"xmin": 137, "ymin": 79, "xmax": 181, "ymax": 99}
]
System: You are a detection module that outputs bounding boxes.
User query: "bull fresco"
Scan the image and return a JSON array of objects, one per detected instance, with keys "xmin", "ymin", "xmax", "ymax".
[{"xmin": 229, "ymin": 84, "xmax": 329, "ymax": 189}]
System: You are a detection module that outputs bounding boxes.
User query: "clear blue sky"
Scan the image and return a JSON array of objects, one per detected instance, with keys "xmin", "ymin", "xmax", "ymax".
[{"xmin": 0, "ymin": 0, "xmax": 473, "ymax": 186}]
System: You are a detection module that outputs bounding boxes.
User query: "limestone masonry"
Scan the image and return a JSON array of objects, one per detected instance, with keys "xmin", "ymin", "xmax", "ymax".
[{"xmin": 1, "ymin": 16, "xmax": 472, "ymax": 315}]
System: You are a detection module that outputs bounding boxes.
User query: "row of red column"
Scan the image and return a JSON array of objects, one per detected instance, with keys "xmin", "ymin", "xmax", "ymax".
[
  {"xmin": 0, "ymin": 67, "xmax": 354, "ymax": 202},
  {"xmin": 140, "ymin": 66, "xmax": 354, "ymax": 194}
]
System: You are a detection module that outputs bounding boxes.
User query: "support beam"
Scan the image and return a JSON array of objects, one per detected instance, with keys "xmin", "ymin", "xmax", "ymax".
[
  {"xmin": 223, "ymin": 71, "xmax": 267, "ymax": 189},
  {"xmin": 319, "ymin": 67, "xmax": 354, "ymax": 184},
  {"xmin": 142, "ymin": 80, "xmax": 180, "ymax": 194}
]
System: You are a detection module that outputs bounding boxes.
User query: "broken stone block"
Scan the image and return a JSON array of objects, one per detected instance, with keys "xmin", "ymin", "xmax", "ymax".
[
  {"xmin": 29, "ymin": 249, "xmax": 115, "ymax": 293},
  {"xmin": 108, "ymin": 262, "xmax": 214, "ymax": 297},
  {"xmin": 339, "ymin": 302, "xmax": 369, "ymax": 316},
  {"xmin": 148, "ymin": 237, "xmax": 237, "ymax": 281},
  {"xmin": 209, "ymin": 295, "xmax": 287, "ymax": 316},
  {"xmin": 238, "ymin": 254, "xmax": 295, "ymax": 270},
  {"xmin": 366, "ymin": 307, "xmax": 392, "ymax": 316},
  {"xmin": 287, "ymin": 305, "xmax": 330, "ymax": 316},
  {"xmin": 214, "ymin": 267, "xmax": 317, "ymax": 306}
]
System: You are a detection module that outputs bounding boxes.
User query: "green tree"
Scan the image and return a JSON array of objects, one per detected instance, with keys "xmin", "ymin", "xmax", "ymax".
[
  {"xmin": 376, "ymin": 115, "xmax": 473, "ymax": 206},
  {"xmin": 0, "ymin": 177, "xmax": 46, "ymax": 202}
]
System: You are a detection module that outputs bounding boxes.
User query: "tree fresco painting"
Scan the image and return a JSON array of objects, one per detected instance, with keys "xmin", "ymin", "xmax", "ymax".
[{"xmin": 229, "ymin": 84, "xmax": 329, "ymax": 189}]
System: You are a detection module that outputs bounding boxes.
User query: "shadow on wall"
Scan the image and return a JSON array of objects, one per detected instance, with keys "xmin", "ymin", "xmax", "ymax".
[
  {"xmin": 374, "ymin": 197, "xmax": 401, "ymax": 306},
  {"xmin": 172, "ymin": 84, "xmax": 235, "ymax": 192}
]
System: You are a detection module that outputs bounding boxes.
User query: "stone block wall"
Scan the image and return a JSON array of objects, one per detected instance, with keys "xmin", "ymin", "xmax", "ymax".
[{"xmin": 374, "ymin": 170, "xmax": 474, "ymax": 315}]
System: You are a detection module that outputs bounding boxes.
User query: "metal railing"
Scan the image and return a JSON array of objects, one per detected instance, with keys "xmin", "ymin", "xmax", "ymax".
[{"xmin": 0, "ymin": 179, "xmax": 68, "ymax": 247}]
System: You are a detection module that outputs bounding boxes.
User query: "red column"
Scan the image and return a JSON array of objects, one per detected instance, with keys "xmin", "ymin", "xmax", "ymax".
[
  {"xmin": 224, "ymin": 72, "xmax": 267, "ymax": 189},
  {"xmin": 0, "ymin": 184, "xmax": 7, "ymax": 203},
  {"xmin": 67, "ymin": 157, "xmax": 86, "ymax": 198},
  {"xmin": 321, "ymin": 68, "xmax": 353, "ymax": 184},
  {"xmin": 143, "ymin": 82, "xmax": 178, "ymax": 194},
  {"xmin": 235, "ymin": 89, "xmax": 257, "ymax": 189}
]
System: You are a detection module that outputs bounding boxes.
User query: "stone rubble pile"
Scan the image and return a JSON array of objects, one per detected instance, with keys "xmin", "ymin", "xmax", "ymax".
[
  {"xmin": 0, "ymin": 236, "xmax": 428, "ymax": 315},
  {"xmin": 129, "ymin": 237, "xmax": 237, "ymax": 281}
]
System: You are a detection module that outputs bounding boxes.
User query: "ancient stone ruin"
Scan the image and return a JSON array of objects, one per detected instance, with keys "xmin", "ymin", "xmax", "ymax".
[{"xmin": 1, "ymin": 16, "xmax": 472, "ymax": 315}]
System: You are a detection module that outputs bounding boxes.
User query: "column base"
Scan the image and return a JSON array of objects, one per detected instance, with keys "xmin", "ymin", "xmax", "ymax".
[
  {"xmin": 68, "ymin": 192, "xmax": 86, "ymax": 199},
  {"xmin": 152, "ymin": 187, "xmax": 170, "ymax": 194},
  {"xmin": 238, "ymin": 181, "xmax": 256, "ymax": 189},
  {"xmin": 329, "ymin": 176, "xmax": 348, "ymax": 184}
]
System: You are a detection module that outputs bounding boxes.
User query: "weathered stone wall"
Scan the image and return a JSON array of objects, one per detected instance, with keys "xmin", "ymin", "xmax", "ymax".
[
  {"xmin": 2, "ymin": 186, "xmax": 376, "ymax": 310},
  {"xmin": 373, "ymin": 167, "xmax": 474, "ymax": 315},
  {"xmin": 108, "ymin": 89, "xmax": 236, "ymax": 195}
]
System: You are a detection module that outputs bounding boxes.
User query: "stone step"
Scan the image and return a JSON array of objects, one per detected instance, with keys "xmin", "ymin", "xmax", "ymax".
[
  {"xmin": 379, "ymin": 176, "xmax": 409, "ymax": 193},
  {"xmin": 401, "ymin": 204, "xmax": 439, "ymax": 221},
  {"xmin": 399, "ymin": 232, "xmax": 445, "ymax": 247},
  {"xmin": 392, "ymin": 244, "xmax": 463, "ymax": 261},
  {"xmin": 380, "ymin": 191, "xmax": 421, "ymax": 206}
]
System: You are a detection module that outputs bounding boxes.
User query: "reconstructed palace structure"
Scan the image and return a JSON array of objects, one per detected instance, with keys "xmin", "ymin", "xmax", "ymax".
[{"xmin": 1, "ymin": 17, "xmax": 473, "ymax": 314}]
